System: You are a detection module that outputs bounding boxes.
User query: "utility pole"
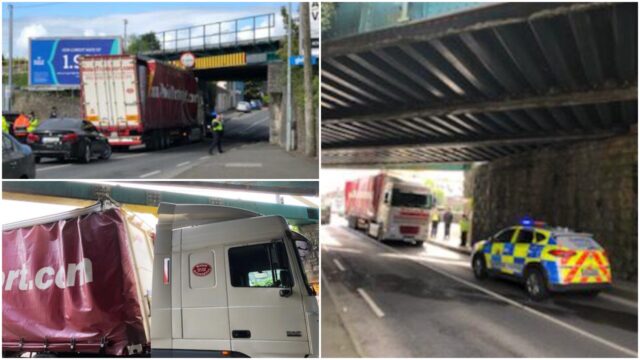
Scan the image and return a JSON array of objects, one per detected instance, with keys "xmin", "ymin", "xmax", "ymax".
[
  {"xmin": 285, "ymin": 2, "xmax": 293, "ymax": 151},
  {"xmin": 6, "ymin": 4, "xmax": 14, "ymax": 111},
  {"xmin": 123, "ymin": 19, "xmax": 128, "ymax": 51},
  {"xmin": 301, "ymin": 2, "xmax": 315, "ymax": 157}
]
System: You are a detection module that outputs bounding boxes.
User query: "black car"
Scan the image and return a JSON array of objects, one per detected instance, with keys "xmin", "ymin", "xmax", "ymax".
[
  {"xmin": 3, "ymin": 133, "xmax": 36, "ymax": 178},
  {"xmin": 28, "ymin": 118, "xmax": 112, "ymax": 163}
]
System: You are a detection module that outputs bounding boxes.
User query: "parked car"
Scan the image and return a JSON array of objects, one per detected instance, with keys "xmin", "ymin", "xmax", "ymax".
[
  {"xmin": 249, "ymin": 99, "xmax": 262, "ymax": 110},
  {"xmin": 27, "ymin": 118, "xmax": 112, "ymax": 164},
  {"xmin": 3, "ymin": 133, "xmax": 36, "ymax": 179},
  {"xmin": 236, "ymin": 101, "xmax": 252, "ymax": 113}
]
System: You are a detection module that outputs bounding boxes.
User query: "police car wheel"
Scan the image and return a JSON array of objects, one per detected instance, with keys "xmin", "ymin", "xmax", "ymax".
[
  {"xmin": 472, "ymin": 255, "xmax": 487, "ymax": 279},
  {"xmin": 525, "ymin": 268, "xmax": 549, "ymax": 301}
]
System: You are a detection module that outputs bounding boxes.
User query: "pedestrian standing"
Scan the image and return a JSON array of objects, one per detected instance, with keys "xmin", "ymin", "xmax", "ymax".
[
  {"xmin": 50, "ymin": 106, "xmax": 58, "ymax": 118},
  {"xmin": 430, "ymin": 210, "xmax": 440, "ymax": 238},
  {"xmin": 459, "ymin": 214, "xmax": 470, "ymax": 247},
  {"xmin": 27, "ymin": 112, "xmax": 40, "ymax": 133},
  {"xmin": 209, "ymin": 112, "xmax": 224, "ymax": 155},
  {"xmin": 443, "ymin": 208, "xmax": 453, "ymax": 240}
]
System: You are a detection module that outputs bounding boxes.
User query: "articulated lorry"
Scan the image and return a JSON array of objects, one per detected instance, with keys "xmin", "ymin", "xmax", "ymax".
[
  {"xmin": 345, "ymin": 173, "xmax": 435, "ymax": 245},
  {"xmin": 2, "ymin": 202, "xmax": 319, "ymax": 357},
  {"xmin": 79, "ymin": 55, "xmax": 204, "ymax": 150}
]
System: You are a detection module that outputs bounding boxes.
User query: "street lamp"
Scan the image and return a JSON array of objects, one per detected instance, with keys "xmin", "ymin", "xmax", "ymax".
[
  {"xmin": 5, "ymin": 4, "xmax": 14, "ymax": 111},
  {"xmin": 123, "ymin": 19, "xmax": 128, "ymax": 50},
  {"xmin": 286, "ymin": 2, "xmax": 293, "ymax": 151}
]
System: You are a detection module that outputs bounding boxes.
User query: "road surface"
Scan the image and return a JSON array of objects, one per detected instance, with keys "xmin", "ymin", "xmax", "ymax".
[
  {"xmin": 322, "ymin": 216, "xmax": 638, "ymax": 357},
  {"xmin": 35, "ymin": 109, "xmax": 271, "ymax": 179}
]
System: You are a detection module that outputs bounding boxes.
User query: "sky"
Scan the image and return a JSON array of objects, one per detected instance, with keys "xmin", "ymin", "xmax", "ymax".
[{"xmin": 2, "ymin": 2, "xmax": 293, "ymax": 58}]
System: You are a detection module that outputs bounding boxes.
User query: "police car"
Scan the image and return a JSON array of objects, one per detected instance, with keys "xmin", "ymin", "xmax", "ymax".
[{"xmin": 471, "ymin": 219, "xmax": 612, "ymax": 301}]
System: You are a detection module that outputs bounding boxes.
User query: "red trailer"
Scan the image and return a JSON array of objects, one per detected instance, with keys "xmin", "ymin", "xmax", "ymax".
[
  {"xmin": 2, "ymin": 203, "xmax": 153, "ymax": 356},
  {"xmin": 345, "ymin": 173, "xmax": 435, "ymax": 245},
  {"xmin": 79, "ymin": 55, "xmax": 204, "ymax": 150}
]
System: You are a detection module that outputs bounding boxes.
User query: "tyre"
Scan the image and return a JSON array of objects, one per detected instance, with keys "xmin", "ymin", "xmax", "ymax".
[
  {"xmin": 472, "ymin": 254, "xmax": 488, "ymax": 280},
  {"xmin": 100, "ymin": 145, "xmax": 112, "ymax": 160},
  {"xmin": 80, "ymin": 143, "xmax": 91, "ymax": 164},
  {"xmin": 35, "ymin": 156, "xmax": 41, "ymax": 164},
  {"xmin": 414, "ymin": 241, "xmax": 424, "ymax": 247},
  {"xmin": 524, "ymin": 267, "xmax": 549, "ymax": 301}
]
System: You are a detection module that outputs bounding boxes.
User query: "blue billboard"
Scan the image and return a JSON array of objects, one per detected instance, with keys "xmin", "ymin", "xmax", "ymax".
[{"xmin": 29, "ymin": 37, "xmax": 122, "ymax": 88}]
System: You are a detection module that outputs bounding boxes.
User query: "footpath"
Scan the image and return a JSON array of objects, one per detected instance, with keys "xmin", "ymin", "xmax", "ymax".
[{"xmin": 176, "ymin": 141, "xmax": 318, "ymax": 179}]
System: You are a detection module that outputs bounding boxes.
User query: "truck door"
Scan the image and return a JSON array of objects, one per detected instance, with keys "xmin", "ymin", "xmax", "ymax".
[{"xmin": 226, "ymin": 239, "xmax": 310, "ymax": 357}]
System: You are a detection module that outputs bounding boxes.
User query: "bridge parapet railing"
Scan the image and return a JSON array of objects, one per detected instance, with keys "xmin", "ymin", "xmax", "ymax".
[{"xmin": 150, "ymin": 13, "xmax": 277, "ymax": 54}]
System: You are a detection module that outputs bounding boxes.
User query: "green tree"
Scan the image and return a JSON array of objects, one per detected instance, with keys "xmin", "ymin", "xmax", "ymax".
[
  {"xmin": 127, "ymin": 32, "xmax": 161, "ymax": 54},
  {"xmin": 321, "ymin": 3, "xmax": 337, "ymax": 32},
  {"xmin": 243, "ymin": 80, "xmax": 263, "ymax": 100}
]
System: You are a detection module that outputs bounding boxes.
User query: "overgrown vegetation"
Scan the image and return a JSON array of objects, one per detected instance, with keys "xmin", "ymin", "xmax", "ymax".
[
  {"xmin": 276, "ymin": 6, "xmax": 318, "ymax": 117},
  {"xmin": 126, "ymin": 32, "xmax": 161, "ymax": 54}
]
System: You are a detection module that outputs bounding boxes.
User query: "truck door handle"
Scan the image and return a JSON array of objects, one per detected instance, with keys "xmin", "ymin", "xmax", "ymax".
[{"xmin": 232, "ymin": 330, "xmax": 251, "ymax": 339}]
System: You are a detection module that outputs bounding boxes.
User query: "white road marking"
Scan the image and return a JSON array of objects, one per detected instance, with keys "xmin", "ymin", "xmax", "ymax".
[
  {"xmin": 333, "ymin": 259, "xmax": 347, "ymax": 272},
  {"xmin": 356, "ymin": 288, "xmax": 385, "ymax": 318},
  {"xmin": 176, "ymin": 161, "xmax": 191, "ymax": 167},
  {"xmin": 241, "ymin": 117, "xmax": 268, "ymax": 132},
  {"xmin": 115, "ymin": 153, "xmax": 147, "ymax": 160},
  {"xmin": 199, "ymin": 156, "xmax": 210, "ymax": 160},
  {"xmin": 325, "ymin": 247, "xmax": 363, "ymax": 254},
  {"xmin": 139, "ymin": 170, "xmax": 161, "ymax": 178},
  {"xmin": 599, "ymin": 293, "xmax": 638, "ymax": 309},
  {"xmin": 38, "ymin": 164, "xmax": 72, "ymax": 172},
  {"xmin": 362, "ymin": 230, "xmax": 638, "ymax": 357},
  {"xmin": 224, "ymin": 163, "xmax": 263, "ymax": 168}
]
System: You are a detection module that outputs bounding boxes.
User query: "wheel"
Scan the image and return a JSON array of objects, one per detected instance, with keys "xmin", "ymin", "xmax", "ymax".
[
  {"xmin": 35, "ymin": 156, "xmax": 41, "ymax": 164},
  {"xmin": 160, "ymin": 132, "xmax": 167, "ymax": 149},
  {"xmin": 100, "ymin": 145, "xmax": 112, "ymax": 160},
  {"xmin": 472, "ymin": 254, "xmax": 488, "ymax": 280},
  {"xmin": 414, "ymin": 241, "xmax": 424, "ymax": 247},
  {"xmin": 524, "ymin": 267, "xmax": 549, "ymax": 301},
  {"xmin": 80, "ymin": 143, "xmax": 91, "ymax": 163}
]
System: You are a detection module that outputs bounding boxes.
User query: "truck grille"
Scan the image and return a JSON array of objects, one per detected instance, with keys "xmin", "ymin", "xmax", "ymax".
[{"xmin": 400, "ymin": 226, "xmax": 419, "ymax": 235}]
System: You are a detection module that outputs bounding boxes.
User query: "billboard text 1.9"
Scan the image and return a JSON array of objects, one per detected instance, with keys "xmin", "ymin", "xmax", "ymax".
[{"xmin": 29, "ymin": 37, "xmax": 122, "ymax": 88}]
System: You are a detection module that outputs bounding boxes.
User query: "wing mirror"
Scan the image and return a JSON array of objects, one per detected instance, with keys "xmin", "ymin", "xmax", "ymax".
[{"xmin": 279, "ymin": 270, "xmax": 293, "ymax": 297}]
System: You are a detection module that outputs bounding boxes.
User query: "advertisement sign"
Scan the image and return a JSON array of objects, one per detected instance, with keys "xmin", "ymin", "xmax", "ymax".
[{"xmin": 29, "ymin": 37, "xmax": 122, "ymax": 88}]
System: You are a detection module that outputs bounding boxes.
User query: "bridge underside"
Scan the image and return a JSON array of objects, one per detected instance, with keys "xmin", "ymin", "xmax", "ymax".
[{"xmin": 321, "ymin": 2, "xmax": 637, "ymax": 167}]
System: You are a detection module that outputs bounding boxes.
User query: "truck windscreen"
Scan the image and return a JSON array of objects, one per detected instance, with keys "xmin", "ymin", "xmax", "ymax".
[{"xmin": 391, "ymin": 189, "xmax": 432, "ymax": 209}]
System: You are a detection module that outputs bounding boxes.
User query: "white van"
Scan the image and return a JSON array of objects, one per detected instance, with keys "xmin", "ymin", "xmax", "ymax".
[{"xmin": 151, "ymin": 203, "xmax": 319, "ymax": 358}]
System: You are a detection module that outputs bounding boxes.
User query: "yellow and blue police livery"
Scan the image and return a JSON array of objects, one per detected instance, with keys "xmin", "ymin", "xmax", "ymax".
[{"xmin": 471, "ymin": 219, "xmax": 612, "ymax": 301}]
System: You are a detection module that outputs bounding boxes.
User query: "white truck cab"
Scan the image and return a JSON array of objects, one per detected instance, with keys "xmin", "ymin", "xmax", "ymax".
[
  {"xmin": 366, "ymin": 177, "xmax": 434, "ymax": 245},
  {"xmin": 151, "ymin": 203, "xmax": 318, "ymax": 358}
]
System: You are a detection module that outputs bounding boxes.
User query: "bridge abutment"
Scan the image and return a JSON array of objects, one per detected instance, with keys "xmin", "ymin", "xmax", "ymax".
[{"xmin": 467, "ymin": 132, "xmax": 637, "ymax": 281}]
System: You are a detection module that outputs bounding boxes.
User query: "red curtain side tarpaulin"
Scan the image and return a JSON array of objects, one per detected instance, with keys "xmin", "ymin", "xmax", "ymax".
[{"xmin": 2, "ymin": 208, "xmax": 146, "ymax": 355}]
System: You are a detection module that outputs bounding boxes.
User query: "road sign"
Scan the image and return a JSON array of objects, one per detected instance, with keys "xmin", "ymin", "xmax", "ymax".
[
  {"xmin": 180, "ymin": 52, "xmax": 196, "ymax": 68},
  {"xmin": 290, "ymin": 55, "xmax": 318, "ymax": 66},
  {"xmin": 300, "ymin": 2, "xmax": 320, "ymax": 57},
  {"xmin": 29, "ymin": 37, "xmax": 122, "ymax": 88}
]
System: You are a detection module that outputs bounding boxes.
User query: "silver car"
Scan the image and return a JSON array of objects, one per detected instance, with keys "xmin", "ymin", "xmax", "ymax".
[
  {"xmin": 3, "ymin": 133, "xmax": 36, "ymax": 179},
  {"xmin": 236, "ymin": 101, "xmax": 252, "ymax": 113}
]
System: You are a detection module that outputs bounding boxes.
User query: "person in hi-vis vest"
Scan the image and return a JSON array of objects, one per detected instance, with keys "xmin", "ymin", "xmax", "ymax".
[{"xmin": 209, "ymin": 111, "xmax": 224, "ymax": 155}]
